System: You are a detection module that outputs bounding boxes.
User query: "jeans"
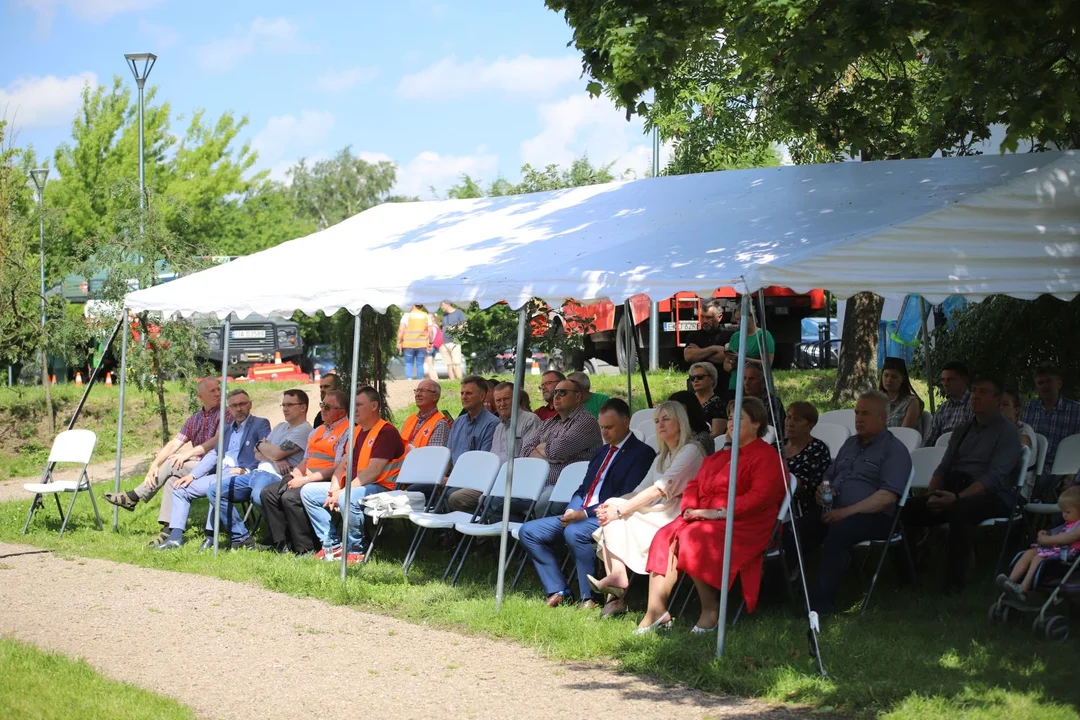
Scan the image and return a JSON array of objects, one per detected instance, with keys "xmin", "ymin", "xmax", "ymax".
[
  {"xmin": 206, "ymin": 470, "xmax": 280, "ymax": 541},
  {"xmin": 300, "ymin": 482, "xmax": 387, "ymax": 552},
  {"xmin": 168, "ymin": 475, "xmax": 215, "ymax": 533},
  {"xmin": 402, "ymin": 347, "xmax": 425, "ymax": 381}
]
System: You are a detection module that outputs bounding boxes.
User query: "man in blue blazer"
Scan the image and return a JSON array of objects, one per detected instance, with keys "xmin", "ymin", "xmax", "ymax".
[
  {"xmin": 158, "ymin": 389, "xmax": 271, "ymax": 550},
  {"xmin": 520, "ymin": 398, "xmax": 655, "ymax": 608}
]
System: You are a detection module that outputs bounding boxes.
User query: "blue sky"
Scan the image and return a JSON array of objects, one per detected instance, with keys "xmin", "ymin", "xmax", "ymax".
[{"xmin": 1, "ymin": 0, "xmax": 664, "ymax": 198}]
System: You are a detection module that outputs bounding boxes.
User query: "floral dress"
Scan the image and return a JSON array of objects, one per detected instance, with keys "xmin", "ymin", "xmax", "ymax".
[{"xmin": 786, "ymin": 437, "xmax": 832, "ymax": 517}]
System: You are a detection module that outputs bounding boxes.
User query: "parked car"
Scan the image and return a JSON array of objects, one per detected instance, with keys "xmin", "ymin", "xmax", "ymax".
[
  {"xmin": 794, "ymin": 317, "xmax": 840, "ymax": 369},
  {"xmin": 301, "ymin": 344, "xmax": 337, "ymax": 378}
]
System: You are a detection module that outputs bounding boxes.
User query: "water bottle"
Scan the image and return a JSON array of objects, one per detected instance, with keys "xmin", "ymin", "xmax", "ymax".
[{"xmin": 821, "ymin": 481, "xmax": 833, "ymax": 513}]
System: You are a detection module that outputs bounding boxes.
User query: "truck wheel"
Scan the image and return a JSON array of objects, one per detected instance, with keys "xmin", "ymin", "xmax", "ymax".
[{"xmin": 615, "ymin": 314, "xmax": 637, "ymax": 373}]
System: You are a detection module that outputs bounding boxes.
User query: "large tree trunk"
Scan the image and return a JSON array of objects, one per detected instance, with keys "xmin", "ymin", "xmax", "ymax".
[
  {"xmin": 139, "ymin": 311, "xmax": 170, "ymax": 445},
  {"xmin": 832, "ymin": 292, "xmax": 885, "ymax": 405}
]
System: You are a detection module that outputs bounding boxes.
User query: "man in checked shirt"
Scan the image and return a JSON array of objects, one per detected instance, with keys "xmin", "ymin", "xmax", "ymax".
[{"xmin": 520, "ymin": 378, "xmax": 602, "ymax": 488}]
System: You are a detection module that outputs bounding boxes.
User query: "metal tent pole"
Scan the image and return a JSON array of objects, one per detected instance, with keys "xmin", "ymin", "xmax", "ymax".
[
  {"xmin": 919, "ymin": 297, "xmax": 935, "ymax": 414},
  {"xmin": 716, "ymin": 294, "xmax": 749, "ymax": 658},
  {"xmin": 624, "ymin": 300, "xmax": 633, "ymax": 406},
  {"xmin": 112, "ymin": 311, "xmax": 131, "ymax": 532},
  {"xmin": 496, "ymin": 307, "xmax": 529, "ymax": 609},
  {"xmin": 648, "ymin": 298, "xmax": 660, "ymax": 370},
  {"xmin": 211, "ymin": 316, "xmax": 231, "ymax": 556},
  {"xmin": 340, "ymin": 312, "xmax": 362, "ymax": 581}
]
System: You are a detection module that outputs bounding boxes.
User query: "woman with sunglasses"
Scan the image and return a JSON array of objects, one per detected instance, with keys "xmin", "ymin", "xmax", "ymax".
[{"xmin": 688, "ymin": 362, "xmax": 726, "ymax": 437}]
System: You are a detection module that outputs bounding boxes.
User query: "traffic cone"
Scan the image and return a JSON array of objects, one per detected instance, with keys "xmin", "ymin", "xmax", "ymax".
[
  {"xmin": 314, "ymin": 368, "xmax": 321, "ymax": 382},
  {"xmin": 75, "ymin": 372, "xmax": 83, "ymax": 386},
  {"xmin": 274, "ymin": 351, "xmax": 282, "ymax": 364},
  {"xmin": 530, "ymin": 359, "xmax": 540, "ymax": 375},
  {"xmin": 50, "ymin": 375, "xmax": 57, "ymax": 385},
  {"xmin": 105, "ymin": 371, "xmax": 113, "ymax": 386}
]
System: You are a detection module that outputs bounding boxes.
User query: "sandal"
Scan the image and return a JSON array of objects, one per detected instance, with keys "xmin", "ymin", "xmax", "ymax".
[
  {"xmin": 147, "ymin": 529, "xmax": 170, "ymax": 548},
  {"xmin": 104, "ymin": 492, "xmax": 137, "ymax": 512}
]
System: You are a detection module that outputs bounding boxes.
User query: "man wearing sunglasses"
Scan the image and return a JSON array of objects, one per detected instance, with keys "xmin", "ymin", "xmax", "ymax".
[
  {"xmin": 260, "ymin": 389, "xmax": 351, "ymax": 553},
  {"xmin": 157, "ymin": 389, "xmax": 271, "ymax": 550},
  {"xmin": 520, "ymin": 379, "xmax": 602, "ymax": 489},
  {"xmin": 312, "ymin": 373, "xmax": 341, "ymax": 429},
  {"xmin": 204, "ymin": 389, "xmax": 314, "ymax": 549}
]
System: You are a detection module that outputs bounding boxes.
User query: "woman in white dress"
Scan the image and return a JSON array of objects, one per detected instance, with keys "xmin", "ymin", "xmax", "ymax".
[{"xmin": 587, "ymin": 401, "xmax": 705, "ymax": 617}]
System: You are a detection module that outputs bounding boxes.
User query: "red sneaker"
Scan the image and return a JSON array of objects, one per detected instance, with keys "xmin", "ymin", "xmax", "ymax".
[{"xmin": 345, "ymin": 553, "xmax": 364, "ymax": 565}]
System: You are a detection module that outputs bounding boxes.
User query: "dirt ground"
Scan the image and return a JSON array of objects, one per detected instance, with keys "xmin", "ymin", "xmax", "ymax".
[{"xmin": 0, "ymin": 542, "xmax": 805, "ymax": 720}]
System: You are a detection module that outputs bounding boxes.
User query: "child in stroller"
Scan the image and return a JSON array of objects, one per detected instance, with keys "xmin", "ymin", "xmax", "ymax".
[{"xmin": 997, "ymin": 486, "xmax": 1080, "ymax": 602}]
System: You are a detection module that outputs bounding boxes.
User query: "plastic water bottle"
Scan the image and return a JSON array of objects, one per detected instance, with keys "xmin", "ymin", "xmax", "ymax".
[{"xmin": 821, "ymin": 481, "xmax": 833, "ymax": 513}]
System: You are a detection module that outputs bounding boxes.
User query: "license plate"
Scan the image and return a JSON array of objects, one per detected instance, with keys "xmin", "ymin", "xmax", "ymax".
[
  {"xmin": 663, "ymin": 321, "xmax": 699, "ymax": 331},
  {"xmin": 231, "ymin": 329, "xmax": 266, "ymax": 339}
]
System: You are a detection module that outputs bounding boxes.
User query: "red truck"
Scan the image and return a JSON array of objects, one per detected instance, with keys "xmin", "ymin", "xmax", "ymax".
[{"xmin": 567, "ymin": 287, "xmax": 827, "ymax": 371}]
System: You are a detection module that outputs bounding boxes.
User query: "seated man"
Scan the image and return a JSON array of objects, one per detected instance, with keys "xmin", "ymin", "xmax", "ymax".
[
  {"xmin": 400, "ymin": 378, "xmax": 451, "ymax": 451},
  {"xmin": 800, "ymin": 391, "xmax": 912, "ymax": 614},
  {"xmin": 520, "ymin": 378, "xmax": 602, "ymax": 489},
  {"xmin": 311, "ymin": 373, "xmax": 341, "ymax": 429},
  {"xmin": 300, "ymin": 386, "xmax": 405, "ymax": 563},
  {"xmin": 925, "ymin": 361, "xmax": 973, "ymax": 446},
  {"xmin": 105, "ymin": 376, "xmax": 231, "ymax": 546},
  {"xmin": 1022, "ymin": 364, "xmax": 1080, "ymax": 472},
  {"xmin": 568, "ymin": 371, "xmax": 610, "ymax": 418},
  {"xmin": 260, "ymin": 390, "xmax": 351, "ymax": 553},
  {"xmin": 519, "ymin": 399, "xmax": 654, "ymax": 608},
  {"xmin": 904, "ymin": 375, "xmax": 1023, "ymax": 593},
  {"xmin": 205, "ymin": 389, "xmax": 313, "ymax": 548},
  {"xmin": 448, "ymin": 382, "xmax": 543, "ymax": 512},
  {"xmin": 447, "ymin": 376, "xmax": 499, "ymax": 466},
  {"xmin": 158, "ymin": 390, "xmax": 270, "ymax": 550},
  {"xmin": 743, "ymin": 364, "xmax": 785, "ymax": 442},
  {"xmin": 534, "ymin": 370, "xmax": 565, "ymax": 422}
]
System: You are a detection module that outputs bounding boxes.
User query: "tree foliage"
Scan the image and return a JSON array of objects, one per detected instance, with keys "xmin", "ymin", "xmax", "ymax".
[
  {"xmin": 288, "ymin": 147, "xmax": 400, "ymax": 230},
  {"xmin": 446, "ymin": 155, "xmax": 617, "ymax": 199}
]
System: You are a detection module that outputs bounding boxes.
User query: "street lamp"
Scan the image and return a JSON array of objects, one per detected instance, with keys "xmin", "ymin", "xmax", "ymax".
[
  {"xmin": 29, "ymin": 168, "xmax": 49, "ymax": 387},
  {"xmin": 124, "ymin": 52, "xmax": 157, "ymax": 220}
]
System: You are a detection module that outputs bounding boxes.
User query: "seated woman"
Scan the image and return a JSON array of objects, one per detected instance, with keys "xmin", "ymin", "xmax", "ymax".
[
  {"xmin": 783, "ymin": 401, "xmax": 832, "ymax": 518},
  {"xmin": 688, "ymin": 362, "xmax": 726, "ymax": 437},
  {"xmin": 588, "ymin": 401, "xmax": 706, "ymax": 618},
  {"xmin": 636, "ymin": 397, "xmax": 786, "ymax": 634},
  {"xmin": 879, "ymin": 357, "xmax": 923, "ymax": 429},
  {"xmin": 667, "ymin": 391, "xmax": 715, "ymax": 456}
]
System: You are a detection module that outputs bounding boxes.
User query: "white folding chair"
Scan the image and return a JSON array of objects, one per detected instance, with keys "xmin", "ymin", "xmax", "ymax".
[
  {"xmin": 919, "ymin": 411, "xmax": 933, "ymax": 445},
  {"xmin": 362, "ymin": 446, "xmax": 451, "ymax": 563},
  {"xmin": 977, "ymin": 445, "xmax": 1032, "ymax": 576},
  {"xmin": 810, "ymin": 422, "xmax": 849, "ymax": 459},
  {"xmin": 448, "ymin": 457, "xmax": 550, "ymax": 585},
  {"xmin": 889, "ymin": 426, "xmax": 923, "ymax": 453},
  {"xmin": 819, "ymin": 409, "xmax": 856, "ymax": 434},
  {"xmin": 22, "ymin": 429, "xmax": 101, "ymax": 538},
  {"xmin": 510, "ymin": 461, "xmax": 590, "ymax": 589},
  {"xmin": 1034, "ymin": 433, "xmax": 1049, "ymax": 478},
  {"xmin": 630, "ymin": 408, "xmax": 655, "ymax": 433},
  {"xmin": 643, "ymin": 432, "xmax": 660, "ymax": 452},
  {"xmin": 763, "ymin": 425, "xmax": 777, "ymax": 445},
  {"xmin": 401, "ymin": 450, "xmax": 501, "ymax": 576},
  {"xmin": 858, "ymin": 466, "xmax": 917, "ymax": 612},
  {"xmin": 909, "ymin": 446, "xmax": 946, "ymax": 491},
  {"xmin": 935, "ymin": 431, "xmax": 954, "ymax": 448},
  {"xmin": 1027, "ymin": 433, "xmax": 1080, "ymax": 516}
]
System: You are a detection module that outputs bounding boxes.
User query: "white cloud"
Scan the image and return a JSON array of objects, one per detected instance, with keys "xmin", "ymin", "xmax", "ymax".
[
  {"xmin": 521, "ymin": 93, "xmax": 671, "ymax": 180},
  {"xmin": 17, "ymin": 0, "xmax": 160, "ymax": 33},
  {"xmin": 138, "ymin": 19, "xmax": 179, "ymax": 50},
  {"xmin": 194, "ymin": 17, "xmax": 302, "ymax": 73},
  {"xmin": 391, "ymin": 148, "xmax": 500, "ymax": 199},
  {"xmin": 315, "ymin": 66, "xmax": 380, "ymax": 94},
  {"xmin": 251, "ymin": 110, "xmax": 335, "ymax": 177},
  {"xmin": 0, "ymin": 72, "xmax": 96, "ymax": 129},
  {"xmin": 397, "ymin": 55, "xmax": 581, "ymax": 101}
]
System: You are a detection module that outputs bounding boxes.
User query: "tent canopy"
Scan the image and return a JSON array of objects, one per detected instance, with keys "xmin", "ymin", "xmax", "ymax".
[{"xmin": 125, "ymin": 151, "xmax": 1080, "ymax": 317}]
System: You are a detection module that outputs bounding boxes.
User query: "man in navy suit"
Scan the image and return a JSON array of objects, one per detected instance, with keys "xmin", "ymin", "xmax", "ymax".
[
  {"xmin": 158, "ymin": 389, "xmax": 271, "ymax": 550},
  {"xmin": 519, "ymin": 398, "xmax": 655, "ymax": 608}
]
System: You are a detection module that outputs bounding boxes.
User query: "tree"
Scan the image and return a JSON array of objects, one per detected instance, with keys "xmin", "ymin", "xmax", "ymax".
[
  {"xmin": 546, "ymin": 0, "xmax": 1079, "ymax": 399},
  {"xmin": 288, "ymin": 147, "xmax": 399, "ymax": 230}
]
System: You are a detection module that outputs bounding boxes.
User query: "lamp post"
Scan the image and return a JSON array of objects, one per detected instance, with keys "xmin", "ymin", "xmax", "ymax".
[
  {"xmin": 124, "ymin": 53, "xmax": 157, "ymax": 223},
  {"xmin": 29, "ymin": 168, "xmax": 49, "ymax": 389}
]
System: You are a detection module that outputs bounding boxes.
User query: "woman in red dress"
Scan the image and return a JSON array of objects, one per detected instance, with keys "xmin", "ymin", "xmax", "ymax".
[{"xmin": 637, "ymin": 396, "xmax": 786, "ymax": 633}]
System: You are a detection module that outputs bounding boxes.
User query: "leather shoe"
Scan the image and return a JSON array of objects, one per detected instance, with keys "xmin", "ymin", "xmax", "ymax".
[
  {"xmin": 545, "ymin": 592, "xmax": 571, "ymax": 608},
  {"xmin": 578, "ymin": 599, "xmax": 600, "ymax": 611},
  {"xmin": 198, "ymin": 538, "xmax": 215, "ymax": 551},
  {"xmin": 155, "ymin": 539, "xmax": 182, "ymax": 550},
  {"xmin": 230, "ymin": 535, "xmax": 255, "ymax": 551},
  {"xmin": 600, "ymin": 599, "xmax": 627, "ymax": 619}
]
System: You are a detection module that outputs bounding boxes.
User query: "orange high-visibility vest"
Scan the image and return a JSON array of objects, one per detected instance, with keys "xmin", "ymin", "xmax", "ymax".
[
  {"xmin": 354, "ymin": 419, "xmax": 404, "ymax": 490},
  {"xmin": 401, "ymin": 309, "xmax": 431, "ymax": 349},
  {"xmin": 400, "ymin": 411, "xmax": 444, "ymax": 448},
  {"xmin": 306, "ymin": 418, "xmax": 348, "ymax": 472}
]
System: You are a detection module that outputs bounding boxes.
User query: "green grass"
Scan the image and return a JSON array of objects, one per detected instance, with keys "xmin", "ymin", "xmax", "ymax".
[
  {"xmin": 0, "ymin": 636, "xmax": 196, "ymax": 720},
  {"xmin": 0, "ymin": 381, "xmax": 300, "ymax": 480},
  {"xmin": 3, "ymin": 483, "xmax": 1077, "ymax": 720}
]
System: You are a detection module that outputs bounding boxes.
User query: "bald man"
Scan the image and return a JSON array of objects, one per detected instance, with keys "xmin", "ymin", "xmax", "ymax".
[{"xmin": 104, "ymin": 376, "xmax": 233, "ymax": 547}]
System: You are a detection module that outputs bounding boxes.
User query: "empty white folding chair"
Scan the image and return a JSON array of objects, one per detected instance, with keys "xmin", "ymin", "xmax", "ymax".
[
  {"xmin": 361, "ymin": 445, "xmax": 451, "ymax": 563},
  {"xmin": 1034, "ymin": 433, "xmax": 1049, "ymax": 478},
  {"xmin": 889, "ymin": 426, "xmax": 923, "ymax": 453},
  {"xmin": 810, "ymin": 422, "xmax": 850, "ymax": 459},
  {"xmin": 1027, "ymin": 433, "xmax": 1080, "ymax": 516},
  {"xmin": 909, "ymin": 446, "xmax": 946, "ymax": 492},
  {"xmin": 857, "ymin": 466, "xmax": 917, "ymax": 611},
  {"xmin": 510, "ymin": 460, "xmax": 590, "ymax": 589},
  {"xmin": 630, "ymin": 408, "xmax": 655, "ymax": 434},
  {"xmin": 401, "ymin": 450, "xmax": 501, "ymax": 576},
  {"xmin": 819, "ymin": 409, "xmax": 856, "ymax": 434},
  {"xmin": 978, "ymin": 445, "xmax": 1032, "ymax": 576},
  {"xmin": 935, "ymin": 431, "xmax": 954, "ymax": 448},
  {"xmin": 448, "ymin": 457, "xmax": 550, "ymax": 585},
  {"xmin": 22, "ymin": 429, "xmax": 101, "ymax": 538}
]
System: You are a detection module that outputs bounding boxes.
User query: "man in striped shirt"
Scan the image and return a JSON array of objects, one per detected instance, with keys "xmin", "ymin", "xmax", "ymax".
[
  {"xmin": 1022, "ymin": 364, "xmax": 1080, "ymax": 471},
  {"xmin": 926, "ymin": 361, "xmax": 974, "ymax": 447}
]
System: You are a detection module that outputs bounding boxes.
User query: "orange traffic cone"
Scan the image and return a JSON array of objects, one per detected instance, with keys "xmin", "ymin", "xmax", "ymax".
[
  {"xmin": 105, "ymin": 371, "xmax": 113, "ymax": 386},
  {"xmin": 530, "ymin": 359, "xmax": 541, "ymax": 376},
  {"xmin": 274, "ymin": 351, "xmax": 282, "ymax": 364},
  {"xmin": 75, "ymin": 372, "xmax": 83, "ymax": 386},
  {"xmin": 314, "ymin": 368, "xmax": 321, "ymax": 382},
  {"xmin": 50, "ymin": 375, "xmax": 57, "ymax": 385}
]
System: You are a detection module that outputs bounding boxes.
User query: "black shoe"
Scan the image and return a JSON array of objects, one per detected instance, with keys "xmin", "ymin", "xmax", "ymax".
[
  {"xmin": 198, "ymin": 537, "xmax": 215, "ymax": 551},
  {"xmin": 230, "ymin": 535, "xmax": 255, "ymax": 551}
]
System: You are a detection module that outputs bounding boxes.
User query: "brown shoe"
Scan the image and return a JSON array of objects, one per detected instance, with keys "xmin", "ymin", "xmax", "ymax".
[
  {"xmin": 578, "ymin": 599, "xmax": 600, "ymax": 611},
  {"xmin": 545, "ymin": 592, "xmax": 570, "ymax": 608},
  {"xmin": 104, "ymin": 492, "xmax": 137, "ymax": 512},
  {"xmin": 600, "ymin": 599, "xmax": 627, "ymax": 618}
]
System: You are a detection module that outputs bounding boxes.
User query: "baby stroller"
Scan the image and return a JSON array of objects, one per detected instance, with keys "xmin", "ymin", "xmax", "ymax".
[{"xmin": 988, "ymin": 550, "xmax": 1080, "ymax": 642}]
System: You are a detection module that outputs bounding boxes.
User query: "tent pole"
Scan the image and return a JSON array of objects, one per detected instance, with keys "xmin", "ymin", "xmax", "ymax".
[
  {"xmin": 624, "ymin": 300, "xmax": 632, "ymax": 407},
  {"xmin": 648, "ymin": 298, "xmax": 660, "ymax": 371},
  {"xmin": 65, "ymin": 315, "xmax": 123, "ymax": 432},
  {"xmin": 824, "ymin": 292, "xmax": 832, "ymax": 369},
  {"xmin": 341, "ymin": 311, "xmax": 362, "ymax": 581},
  {"xmin": 496, "ymin": 307, "xmax": 529, "ymax": 610},
  {"xmin": 112, "ymin": 310, "xmax": 131, "ymax": 532},
  {"xmin": 919, "ymin": 297, "xmax": 935, "ymax": 414},
  {"xmin": 632, "ymin": 302, "xmax": 652, "ymax": 408},
  {"xmin": 717, "ymin": 294, "xmax": 750, "ymax": 658},
  {"xmin": 212, "ymin": 315, "xmax": 231, "ymax": 557}
]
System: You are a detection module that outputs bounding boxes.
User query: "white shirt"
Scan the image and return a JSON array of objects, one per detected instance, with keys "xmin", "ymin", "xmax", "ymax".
[
  {"xmin": 585, "ymin": 433, "xmax": 631, "ymax": 507},
  {"xmin": 223, "ymin": 416, "xmax": 250, "ymax": 469}
]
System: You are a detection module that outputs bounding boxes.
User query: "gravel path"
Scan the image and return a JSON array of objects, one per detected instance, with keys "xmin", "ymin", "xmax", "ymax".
[{"xmin": 0, "ymin": 542, "xmax": 803, "ymax": 720}]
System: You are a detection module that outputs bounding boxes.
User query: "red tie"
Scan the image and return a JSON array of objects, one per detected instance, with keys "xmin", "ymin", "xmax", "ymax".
[{"xmin": 584, "ymin": 445, "xmax": 618, "ymax": 507}]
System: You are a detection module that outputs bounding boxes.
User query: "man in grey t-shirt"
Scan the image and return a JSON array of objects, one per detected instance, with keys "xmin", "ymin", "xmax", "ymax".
[{"xmin": 798, "ymin": 391, "xmax": 912, "ymax": 614}]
